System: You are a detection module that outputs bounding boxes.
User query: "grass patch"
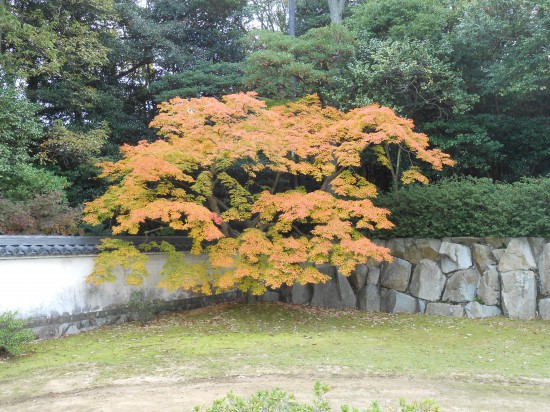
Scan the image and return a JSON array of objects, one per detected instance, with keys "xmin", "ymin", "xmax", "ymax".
[{"xmin": 1, "ymin": 302, "xmax": 549, "ymax": 401}]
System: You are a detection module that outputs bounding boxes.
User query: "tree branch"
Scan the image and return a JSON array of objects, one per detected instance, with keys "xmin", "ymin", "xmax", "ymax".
[
  {"xmin": 116, "ymin": 58, "xmax": 153, "ymax": 79},
  {"xmin": 292, "ymin": 224, "xmax": 308, "ymax": 238},
  {"xmin": 320, "ymin": 163, "xmax": 345, "ymax": 192},
  {"xmin": 214, "ymin": 196, "xmax": 230, "ymax": 212},
  {"xmin": 270, "ymin": 172, "xmax": 280, "ymax": 194},
  {"xmin": 383, "ymin": 143, "xmax": 399, "ymax": 191}
]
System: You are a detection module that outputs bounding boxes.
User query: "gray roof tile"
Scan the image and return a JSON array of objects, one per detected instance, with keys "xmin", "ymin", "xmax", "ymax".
[{"xmin": 0, "ymin": 236, "xmax": 192, "ymax": 257}]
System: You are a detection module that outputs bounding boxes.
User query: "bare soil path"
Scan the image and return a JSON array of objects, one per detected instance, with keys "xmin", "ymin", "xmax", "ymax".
[{"xmin": 3, "ymin": 372, "xmax": 550, "ymax": 412}]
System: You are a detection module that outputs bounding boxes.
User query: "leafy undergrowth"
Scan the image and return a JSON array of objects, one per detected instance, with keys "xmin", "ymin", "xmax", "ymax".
[
  {"xmin": 0, "ymin": 302, "xmax": 549, "ymax": 400},
  {"xmin": 195, "ymin": 382, "xmax": 441, "ymax": 412}
]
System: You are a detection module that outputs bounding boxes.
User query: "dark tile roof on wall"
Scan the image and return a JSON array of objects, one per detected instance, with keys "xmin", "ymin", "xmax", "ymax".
[{"xmin": 0, "ymin": 236, "xmax": 192, "ymax": 258}]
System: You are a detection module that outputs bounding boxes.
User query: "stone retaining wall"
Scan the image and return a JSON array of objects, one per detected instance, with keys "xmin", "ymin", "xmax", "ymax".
[{"xmin": 280, "ymin": 237, "xmax": 550, "ymax": 320}]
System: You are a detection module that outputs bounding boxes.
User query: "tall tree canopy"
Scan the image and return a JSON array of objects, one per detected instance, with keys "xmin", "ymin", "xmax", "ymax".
[
  {"xmin": 2, "ymin": 0, "xmax": 549, "ymax": 233},
  {"xmin": 0, "ymin": 86, "xmax": 80, "ymax": 234},
  {"xmin": 0, "ymin": 0, "xmax": 115, "ymax": 122},
  {"xmin": 451, "ymin": 0, "xmax": 550, "ymax": 116},
  {"xmin": 0, "ymin": 86, "xmax": 67, "ymax": 201},
  {"xmin": 84, "ymin": 93, "xmax": 453, "ymax": 294}
]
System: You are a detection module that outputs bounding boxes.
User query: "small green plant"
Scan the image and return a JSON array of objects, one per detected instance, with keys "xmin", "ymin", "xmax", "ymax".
[
  {"xmin": 474, "ymin": 295, "xmax": 486, "ymax": 305},
  {"xmin": 396, "ymin": 399, "xmax": 440, "ymax": 412},
  {"xmin": 127, "ymin": 291, "xmax": 160, "ymax": 326},
  {"xmin": 195, "ymin": 382, "xmax": 440, "ymax": 412},
  {"xmin": 339, "ymin": 398, "xmax": 440, "ymax": 412},
  {"xmin": 0, "ymin": 312, "xmax": 35, "ymax": 356},
  {"xmin": 194, "ymin": 382, "xmax": 330, "ymax": 412}
]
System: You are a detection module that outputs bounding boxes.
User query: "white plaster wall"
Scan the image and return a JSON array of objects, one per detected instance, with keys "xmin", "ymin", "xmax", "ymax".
[{"xmin": 0, "ymin": 253, "xmax": 205, "ymax": 319}]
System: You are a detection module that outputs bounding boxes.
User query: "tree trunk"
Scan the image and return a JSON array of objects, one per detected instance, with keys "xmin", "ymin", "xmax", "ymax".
[
  {"xmin": 327, "ymin": 0, "xmax": 345, "ymax": 24},
  {"xmin": 0, "ymin": 0, "xmax": 6, "ymax": 55},
  {"xmin": 241, "ymin": 289, "xmax": 259, "ymax": 304},
  {"xmin": 288, "ymin": 0, "xmax": 296, "ymax": 36}
]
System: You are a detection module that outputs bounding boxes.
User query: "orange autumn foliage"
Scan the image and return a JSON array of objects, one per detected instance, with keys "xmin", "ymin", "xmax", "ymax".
[{"xmin": 84, "ymin": 92, "xmax": 453, "ymax": 294}]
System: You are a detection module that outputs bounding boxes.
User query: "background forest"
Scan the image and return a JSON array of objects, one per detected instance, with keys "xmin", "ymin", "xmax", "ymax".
[{"xmin": 0, "ymin": 0, "xmax": 548, "ymax": 237}]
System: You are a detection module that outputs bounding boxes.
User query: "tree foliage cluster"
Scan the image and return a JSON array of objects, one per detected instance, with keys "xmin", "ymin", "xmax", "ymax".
[{"xmin": 84, "ymin": 93, "xmax": 452, "ymax": 294}]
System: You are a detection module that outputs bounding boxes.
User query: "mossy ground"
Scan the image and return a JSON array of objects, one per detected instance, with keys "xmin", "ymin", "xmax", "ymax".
[{"xmin": 1, "ymin": 302, "xmax": 549, "ymax": 403}]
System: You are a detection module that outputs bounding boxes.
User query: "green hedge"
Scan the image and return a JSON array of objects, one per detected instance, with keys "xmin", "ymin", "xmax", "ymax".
[{"xmin": 374, "ymin": 177, "xmax": 550, "ymax": 238}]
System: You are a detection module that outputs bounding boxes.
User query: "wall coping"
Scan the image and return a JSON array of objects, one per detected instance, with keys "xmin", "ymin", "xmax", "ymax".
[{"xmin": 0, "ymin": 235, "xmax": 193, "ymax": 258}]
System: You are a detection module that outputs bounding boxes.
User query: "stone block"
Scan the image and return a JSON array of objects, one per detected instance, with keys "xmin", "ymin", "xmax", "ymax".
[
  {"xmin": 380, "ymin": 258, "xmax": 412, "ymax": 292},
  {"xmin": 501, "ymin": 270, "xmax": 537, "ymax": 320},
  {"xmin": 417, "ymin": 299, "xmax": 427, "ymax": 313},
  {"xmin": 492, "ymin": 249, "xmax": 505, "ymax": 262},
  {"xmin": 261, "ymin": 291, "xmax": 281, "ymax": 302},
  {"xmin": 538, "ymin": 298, "xmax": 550, "ymax": 320},
  {"xmin": 498, "ymin": 238, "xmax": 537, "ymax": 272},
  {"xmin": 358, "ymin": 284, "xmax": 381, "ymax": 312},
  {"xmin": 442, "ymin": 268, "xmax": 480, "ymax": 303},
  {"xmin": 338, "ymin": 273, "xmax": 358, "ymax": 309},
  {"xmin": 409, "ymin": 259, "xmax": 446, "ymax": 301},
  {"xmin": 77, "ymin": 319, "xmax": 91, "ymax": 329},
  {"xmin": 528, "ymin": 238, "xmax": 546, "ymax": 262},
  {"xmin": 450, "ymin": 237, "xmax": 482, "ymax": 247},
  {"xmin": 33, "ymin": 324, "xmax": 58, "ymax": 340},
  {"xmin": 387, "ymin": 238, "xmax": 406, "ymax": 259},
  {"xmin": 280, "ymin": 284, "xmax": 292, "ymax": 303},
  {"xmin": 472, "ymin": 244, "xmax": 496, "ymax": 274},
  {"xmin": 349, "ymin": 264, "xmax": 368, "ymax": 292},
  {"xmin": 311, "ymin": 280, "xmax": 340, "ymax": 309},
  {"xmin": 291, "ymin": 282, "xmax": 313, "ymax": 305},
  {"xmin": 464, "ymin": 302, "xmax": 502, "ymax": 319},
  {"xmin": 537, "ymin": 243, "xmax": 550, "ymax": 296},
  {"xmin": 58, "ymin": 323, "xmax": 79, "ymax": 336},
  {"xmin": 366, "ymin": 239, "xmax": 387, "ymax": 267},
  {"xmin": 476, "ymin": 266, "xmax": 500, "ymax": 306},
  {"xmin": 439, "ymin": 242, "xmax": 472, "ymax": 273},
  {"xmin": 484, "ymin": 238, "xmax": 510, "ymax": 249},
  {"xmin": 382, "ymin": 290, "xmax": 418, "ymax": 314},
  {"xmin": 310, "ymin": 272, "xmax": 356, "ymax": 309},
  {"xmin": 425, "ymin": 302, "xmax": 464, "ymax": 317},
  {"xmin": 367, "ymin": 267, "xmax": 380, "ymax": 285},
  {"xmin": 403, "ymin": 238, "xmax": 441, "ymax": 264}
]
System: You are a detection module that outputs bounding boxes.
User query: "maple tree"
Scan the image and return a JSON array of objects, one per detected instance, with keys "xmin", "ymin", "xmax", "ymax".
[{"xmin": 84, "ymin": 92, "xmax": 453, "ymax": 295}]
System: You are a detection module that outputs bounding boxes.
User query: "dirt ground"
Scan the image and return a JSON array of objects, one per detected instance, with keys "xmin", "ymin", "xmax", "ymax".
[{"xmin": 3, "ymin": 372, "xmax": 550, "ymax": 412}]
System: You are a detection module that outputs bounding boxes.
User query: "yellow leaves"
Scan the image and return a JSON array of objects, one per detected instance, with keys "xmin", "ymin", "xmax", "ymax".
[
  {"xmin": 373, "ymin": 145, "xmax": 392, "ymax": 170},
  {"xmin": 312, "ymin": 219, "xmax": 353, "ymax": 240},
  {"xmin": 238, "ymin": 229, "xmax": 273, "ymax": 263},
  {"xmin": 401, "ymin": 167, "xmax": 430, "ymax": 185},
  {"xmin": 307, "ymin": 237, "xmax": 333, "ymax": 264},
  {"xmin": 334, "ymin": 141, "xmax": 363, "ymax": 167},
  {"xmin": 91, "ymin": 240, "xmax": 219, "ymax": 294},
  {"xmin": 209, "ymin": 238, "xmax": 239, "ymax": 268},
  {"xmin": 156, "ymin": 252, "xmax": 212, "ymax": 294},
  {"xmin": 271, "ymin": 236, "xmax": 308, "ymax": 265},
  {"xmin": 217, "ymin": 172, "xmax": 253, "ymax": 220},
  {"xmin": 416, "ymin": 147, "xmax": 455, "ymax": 170},
  {"xmin": 87, "ymin": 239, "xmax": 150, "ymax": 286},
  {"xmin": 331, "ymin": 170, "xmax": 378, "ymax": 198},
  {"xmin": 300, "ymin": 266, "xmax": 331, "ymax": 284}
]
